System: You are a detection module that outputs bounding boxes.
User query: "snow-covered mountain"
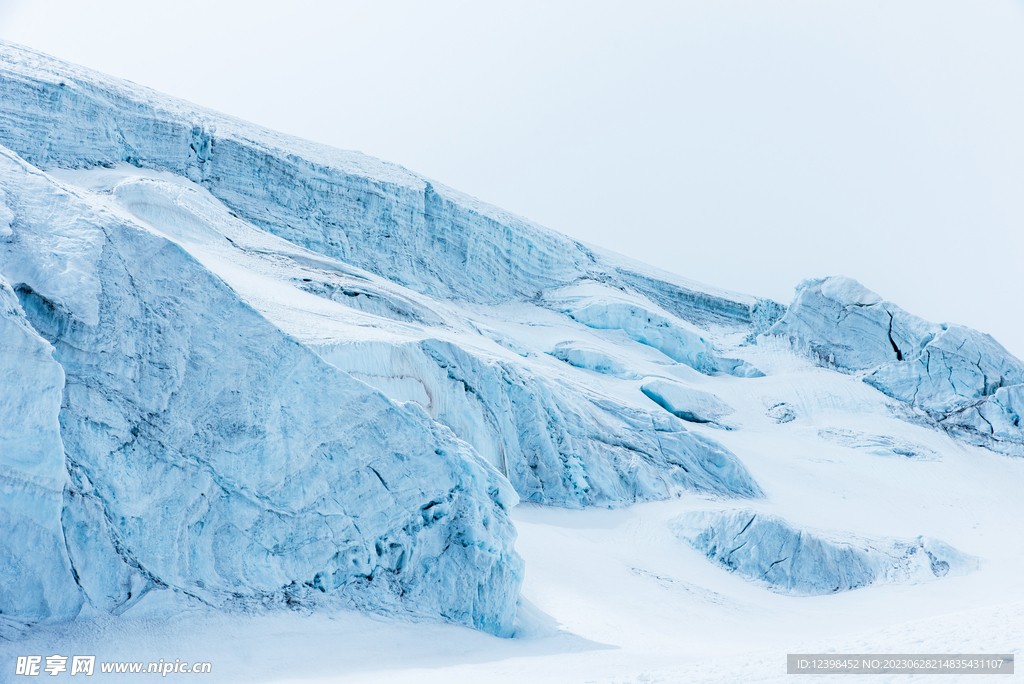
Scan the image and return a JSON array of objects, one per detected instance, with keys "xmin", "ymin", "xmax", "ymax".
[{"xmin": 2, "ymin": 42, "xmax": 1022, "ymax": 681}]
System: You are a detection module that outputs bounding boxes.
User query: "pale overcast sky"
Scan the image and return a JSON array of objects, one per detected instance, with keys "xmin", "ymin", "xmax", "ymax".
[{"xmin": 2, "ymin": 0, "xmax": 1023, "ymax": 357}]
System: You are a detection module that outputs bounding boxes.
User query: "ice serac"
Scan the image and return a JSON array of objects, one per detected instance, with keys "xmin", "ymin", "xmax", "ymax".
[
  {"xmin": 612, "ymin": 262, "xmax": 787, "ymax": 332},
  {"xmin": 39, "ymin": 155, "xmax": 766, "ymax": 514},
  {"xmin": 0, "ymin": 34, "xmax": 770, "ymax": 513},
  {"xmin": 546, "ymin": 282, "xmax": 764, "ymax": 378},
  {"xmin": 0, "ymin": 44, "xmax": 587, "ymax": 305},
  {"xmin": 315, "ymin": 339, "xmax": 763, "ymax": 508},
  {"xmin": 0, "ymin": 147, "xmax": 522, "ymax": 636},
  {"xmin": 767, "ymin": 276, "xmax": 1024, "ymax": 455},
  {"xmin": 674, "ymin": 510, "xmax": 976, "ymax": 595}
]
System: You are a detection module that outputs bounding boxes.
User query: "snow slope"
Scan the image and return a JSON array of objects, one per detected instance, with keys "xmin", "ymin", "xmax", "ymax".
[{"xmin": 1, "ymin": 41, "xmax": 1022, "ymax": 682}]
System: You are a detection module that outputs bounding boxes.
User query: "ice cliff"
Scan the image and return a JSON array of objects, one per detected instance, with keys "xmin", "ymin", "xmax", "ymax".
[
  {"xmin": 0, "ymin": 147, "xmax": 522, "ymax": 636},
  {"xmin": 767, "ymin": 276, "xmax": 1024, "ymax": 455},
  {"xmin": 0, "ymin": 42, "xmax": 770, "ymax": 328},
  {"xmin": 0, "ymin": 275, "xmax": 82, "ymax": 627},
  {"xmin": 639, "ymin": 378, "xmax": 734, "ymax": 427}
]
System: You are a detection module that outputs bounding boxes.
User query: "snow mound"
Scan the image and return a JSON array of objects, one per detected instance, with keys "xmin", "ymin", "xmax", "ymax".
[
  {"xmin": 673, "ymin": 509, "xmax": 977, "ymax": 595},
  {"xmin": 767, "ymin": 276, "xmax": 1024, "ymax": 455},
  {"xmin": 548, "ymin": 342, "xmax": 638, "ymax": 378},
  {"xmin": 640, "ymin": 378, "xmax": 734, "ymax": 427},
  {"xmin": 818, "ymin": 428, "xmax": 937, "ymax": 460}
]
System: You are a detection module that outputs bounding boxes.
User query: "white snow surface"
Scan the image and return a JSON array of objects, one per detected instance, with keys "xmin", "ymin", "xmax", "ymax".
[{"xmin": 1, "ymin": 42, "xmax": 1022, "ymax": 682}]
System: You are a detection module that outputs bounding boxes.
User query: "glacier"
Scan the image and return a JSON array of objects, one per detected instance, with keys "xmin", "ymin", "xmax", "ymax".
[
  {"xmin": 315, "ymin": 338, "xmax": 762, "ymax": 508},
  {"xmin": 0, "ymin": 42, "xmax": 767, "ymax": 635},
  {"xmin": 0, "ymin": 40, "xmax": 1018, "ymax": 646}
]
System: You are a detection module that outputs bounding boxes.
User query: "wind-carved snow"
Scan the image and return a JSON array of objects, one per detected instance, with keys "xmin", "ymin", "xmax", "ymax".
[
  {"xmin": 767, "ymin": 276, "xmax": 1024, "ymax": 455},
  {"xmin": 674, "ymin": 510, "xmax": 977, "ymax": 595}
]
